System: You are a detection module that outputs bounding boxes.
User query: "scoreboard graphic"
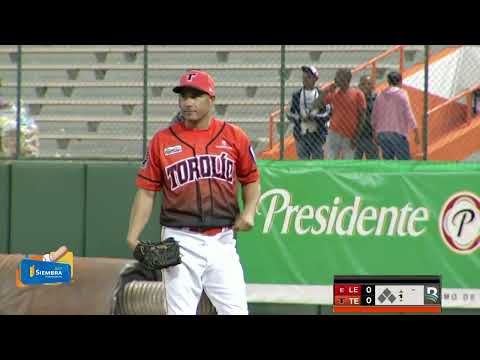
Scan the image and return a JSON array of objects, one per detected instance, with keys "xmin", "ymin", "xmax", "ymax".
[{"xmin": 333, "ymin": 276, "xmax": 441, "ymax": 313}]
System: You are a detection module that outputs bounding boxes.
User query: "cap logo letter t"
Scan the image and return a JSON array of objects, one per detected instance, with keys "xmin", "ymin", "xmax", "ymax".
[{"xmin": 188, "ymin": 73, "xmax": 198, "ymax": 81}]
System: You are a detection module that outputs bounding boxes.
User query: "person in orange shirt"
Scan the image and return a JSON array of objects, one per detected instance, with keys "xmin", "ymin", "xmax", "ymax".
[{"xmin": 324, "ymin": 69, "xmax": 367, "ymax": 160}]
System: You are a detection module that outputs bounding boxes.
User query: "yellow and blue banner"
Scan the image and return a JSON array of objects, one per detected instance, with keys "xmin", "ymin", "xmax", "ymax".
[{"xmin": 16, "ymin": 251, "xmax": 74, "ymax": 287}]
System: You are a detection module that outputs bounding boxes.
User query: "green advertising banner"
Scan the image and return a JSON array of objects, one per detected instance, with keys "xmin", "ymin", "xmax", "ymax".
[{"xmin": 238, "ymin": 161, "xmax": 480, "ymax": 306}]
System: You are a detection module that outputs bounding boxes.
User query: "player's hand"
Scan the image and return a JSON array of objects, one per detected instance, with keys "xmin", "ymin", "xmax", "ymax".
[
  {"xmin": 233, "ymin": 212, "xmax": 255, "ymax": 232},
  {"xmin": 127, "ymin": 237, "xmax": 140, "ymax": 252}
]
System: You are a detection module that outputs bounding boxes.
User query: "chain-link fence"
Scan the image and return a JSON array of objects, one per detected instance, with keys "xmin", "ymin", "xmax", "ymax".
[
  {"xmin": 145, "ymin": 45, "xmax": 282, "ymax": 157},
  {"xmin": 0, "ymin": 45, "xmax": 478, "ymax": 161}
]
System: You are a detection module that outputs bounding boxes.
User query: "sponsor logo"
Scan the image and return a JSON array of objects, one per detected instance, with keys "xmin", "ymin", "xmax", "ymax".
[
  {"xmin": 17, "ymin": 250, "xmax": 74, "ymax": 287},
  {"xmin": 165, "ymin": 152, "xmax": 235, "ymax": 191},
  {"xmin": 216, "ymin": 140, "xmax": 233, "ymax": 150},
  {"xmin": 257, "ymin": 188, "xmax": 430, "ymax": 237},
  {"xmin": 164, "ymin": 145, "xmax": 183, "ymax": 156},
  {"xmin": 425, "ymin": 286, "xmax": 440, "ymax": 304},
  {"xmin": 30, "ymin": 265, "xmax": 63, "ymax": 278},
  {"xmin": 439, "ymin": 192, "xmax": 480, "ymax": 254}
]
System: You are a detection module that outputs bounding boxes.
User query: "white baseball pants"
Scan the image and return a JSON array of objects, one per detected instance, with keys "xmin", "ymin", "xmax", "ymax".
[{"xmin": 161, "ymin": 226, "xmax": 249, "ymax": 315}]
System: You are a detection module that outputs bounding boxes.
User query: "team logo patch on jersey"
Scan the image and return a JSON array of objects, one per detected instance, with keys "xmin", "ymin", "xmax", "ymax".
[
  {"xmin": 164, "ymin": 145, "xmax": 183, "ymax": 156},
  {"xmin": 216, "ymin": 139, "xmax": 233, "ymax": 150}
]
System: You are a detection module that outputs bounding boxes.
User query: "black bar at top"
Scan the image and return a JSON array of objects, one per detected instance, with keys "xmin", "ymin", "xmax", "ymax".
[{"xmin": 334, "ymin": 275, "xmax": 441, "ymax": 285}]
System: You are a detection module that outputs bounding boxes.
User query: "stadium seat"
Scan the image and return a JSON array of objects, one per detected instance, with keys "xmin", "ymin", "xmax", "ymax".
[{"xmin": 0, "ymin": 45, "xmax": 427, "ymax": 157}]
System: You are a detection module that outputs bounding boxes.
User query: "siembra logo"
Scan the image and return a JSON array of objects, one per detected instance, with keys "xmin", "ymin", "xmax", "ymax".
[
  {"xmin": 440, "ymin": 192, "xmax": 480, "ymax": 254},
  {"xmin": 257, "ymin": 189, "xmax": 430, "ymax": 237}
]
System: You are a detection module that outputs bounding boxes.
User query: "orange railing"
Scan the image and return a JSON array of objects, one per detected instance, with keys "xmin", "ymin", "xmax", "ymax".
[
  {"xmin": 427, "ymin": 83, "xmax": 480, "ymax": 125},
  {"xmin": 411, "ymin": 82, "xmax": 480, "ymax": 160},
  {"xmin": 267, "ymin": 45, "xmax": 408, "ymax": 150}
]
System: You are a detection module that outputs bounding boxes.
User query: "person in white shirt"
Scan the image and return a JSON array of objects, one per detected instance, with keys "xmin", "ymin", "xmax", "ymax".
[{"xmin": 287, "ymin": 65, "xmax": 332, "ymax": 160}]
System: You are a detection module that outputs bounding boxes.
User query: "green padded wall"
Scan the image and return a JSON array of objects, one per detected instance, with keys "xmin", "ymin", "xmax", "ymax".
[
  {"xmin": 85, "ymin": 162, "xmax": 162, "ymax": 259},
  {"xmin": 0, "ymin": 163, "xmax": 10, "ymax": 253},
  {"xmin": 10, "ymin": 162, "xmax": 85, "ymax": 256}
]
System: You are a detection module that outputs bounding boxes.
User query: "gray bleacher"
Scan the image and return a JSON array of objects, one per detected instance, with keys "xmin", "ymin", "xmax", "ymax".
[{"xmin": 0, "ymin": 45, "xmax": 427, "ymax": 158}]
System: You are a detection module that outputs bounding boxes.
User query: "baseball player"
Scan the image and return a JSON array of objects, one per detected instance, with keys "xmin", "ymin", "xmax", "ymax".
[{"xmin": 126, "ymin": 70, "xmax": 261, "ymax": 315}]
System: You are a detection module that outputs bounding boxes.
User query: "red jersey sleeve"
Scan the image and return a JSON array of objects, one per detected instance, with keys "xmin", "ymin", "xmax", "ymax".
[
  {"xmin": 234, "ymin": 127, "xmax": 260, "ymax": 185},
  {"xmin": 136, "ymin": 137, "xmax": 163, "ymax": 192}
]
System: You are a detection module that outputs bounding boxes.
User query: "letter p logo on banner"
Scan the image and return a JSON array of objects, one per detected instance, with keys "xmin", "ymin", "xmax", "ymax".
[{"xmin": 440, "ymin": 192, "xmax": 480, "ymax": 254}]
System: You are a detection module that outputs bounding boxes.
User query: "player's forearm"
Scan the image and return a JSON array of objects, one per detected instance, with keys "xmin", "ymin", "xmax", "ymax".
[
  {"xmin": 241, "ymin": 180, "xmax": 261, "ymax": 217},
  {"xmin": 127, "ymin": 189, "xmax": 156, "ymax": 250}
]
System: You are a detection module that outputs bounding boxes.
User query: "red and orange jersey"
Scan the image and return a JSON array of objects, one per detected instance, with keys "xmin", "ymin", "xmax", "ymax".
[{"xmin": 136, "ymin": 118, "xmax": 259, "ymax": 228}]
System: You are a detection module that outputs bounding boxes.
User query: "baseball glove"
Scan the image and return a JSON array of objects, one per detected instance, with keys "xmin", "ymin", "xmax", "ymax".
[{"xmin": 133, "ymin": 238, "xmax": 182, "ymax": 271}]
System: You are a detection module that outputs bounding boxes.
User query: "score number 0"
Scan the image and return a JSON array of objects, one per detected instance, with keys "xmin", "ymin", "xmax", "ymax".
[{"xmin": 364, "ymin": 285, "xmax": 374, "ymax": 305}]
